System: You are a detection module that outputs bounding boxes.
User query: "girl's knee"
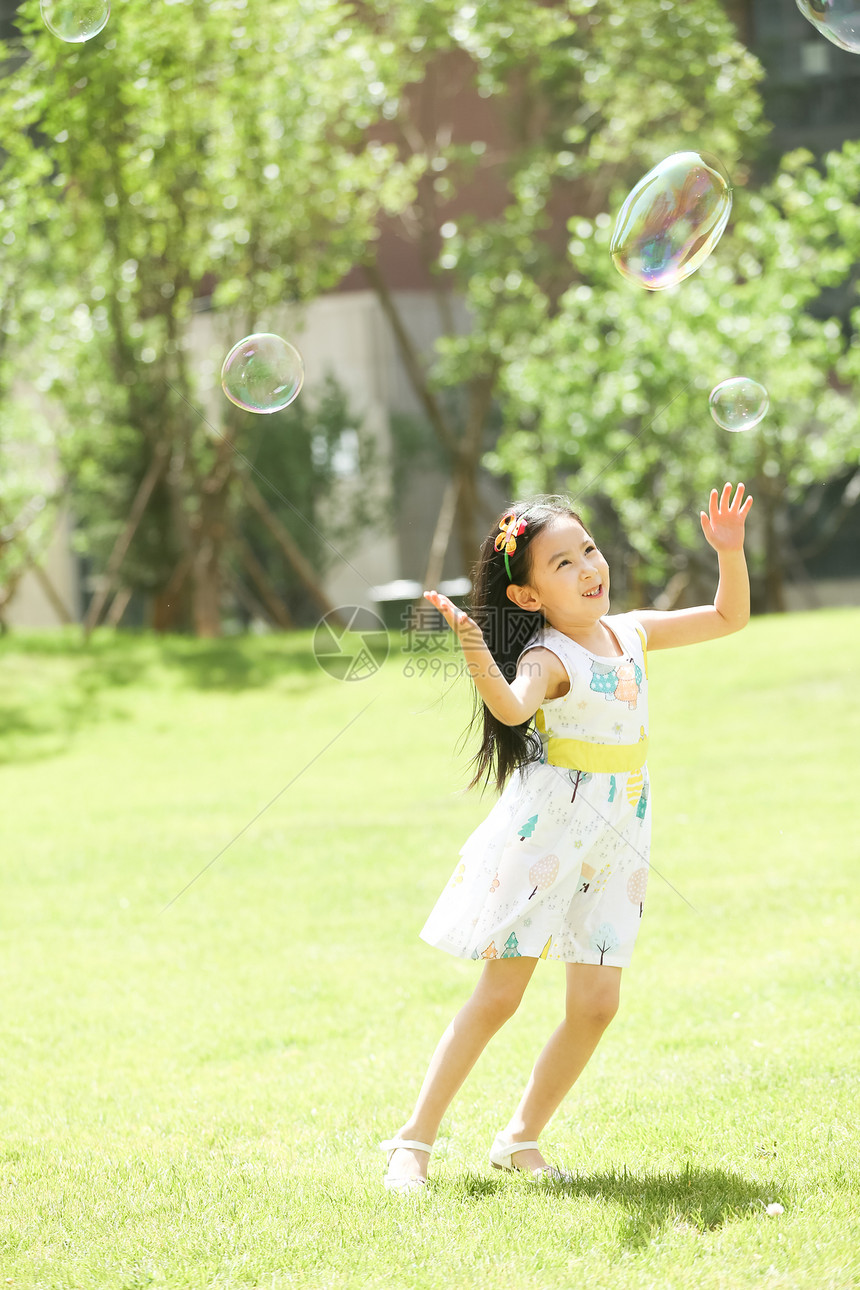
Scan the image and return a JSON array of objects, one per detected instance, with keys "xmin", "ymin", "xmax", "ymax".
[
  {"xmin": 565, "ymin": 965, "xmax": 621, "ymax": 1027},
  {"xmin": 472, "ymin": 957, "xmax": 537, "ymax": 1019},
  {"xmin": 472, "ymin": 988, "xmax": 521, "ymax": 1022},
  {"xmin": 574, "ymin": 989, "xmax": 619, "ymax": 1028}
]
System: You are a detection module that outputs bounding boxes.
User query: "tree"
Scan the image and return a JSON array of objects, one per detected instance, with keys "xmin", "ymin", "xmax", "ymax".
[
  {"xmin": 354, "ymin": 0, "xmax": 767, "ymax": 586},
  {"xmin": 518, "ymin": 813, "xmax": 537, "ymax": 840},
  {"xmin": 590, "ymin": 922, "xmax": 619, "ymax": 965},
  {"xmin": 0, "ymin": 0, "xmax": 415, "ymax": 633},
  {"xmin": 627, "ymin": 868, "xmax": 648, "ymax": 918},
  {"xmin": 489, "ymin": 145, "xmax": 860, "ymax": 611},
  {"xmin": 528, "ymin": 852, "xmax": 559, "ymax": 900},
  {"xmin": 0, "ymin": 104, "xmax": 69, "ymax": 623}
]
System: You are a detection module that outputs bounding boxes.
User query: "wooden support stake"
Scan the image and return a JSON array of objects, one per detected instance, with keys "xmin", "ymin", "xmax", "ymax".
[
  {"xmin": 237, "ymin": 537, "xmax": 294, "ymax": 628},
  {"xmin": 106, "ymin": 586, "xmax": 133, "ymax": 628},
  {"xmin": 238, "ymin": 473, "xmax": 344, "ymax": 625},
  {"xmin": 84, "ymin": 443, "xmax": 170, "ymax": 637}
]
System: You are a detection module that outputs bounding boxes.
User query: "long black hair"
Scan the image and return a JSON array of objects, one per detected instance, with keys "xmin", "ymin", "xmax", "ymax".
[{"xmin": 457, "ymin": 495, "xmax": 584, "ymax": 797}]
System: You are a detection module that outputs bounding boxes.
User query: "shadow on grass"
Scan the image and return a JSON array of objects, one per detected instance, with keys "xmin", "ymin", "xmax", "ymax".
[
  {"xmin": 1, "ymin": 628, "xmax": 328, "ymax": 690},
  {"xmin": 0, "ymin": 679, "xmax": 108, "ymax": 764},
  {"xmin": 1, "ymin": 624, "xmax": 412, "ymax": 691},
  {"xmin": 449, "ymin": 1163, "xmax": 780, "ymax": 1246},
  {"xmin": 0, "ymin": 627, "xmax": 383, "ymax": 763}
]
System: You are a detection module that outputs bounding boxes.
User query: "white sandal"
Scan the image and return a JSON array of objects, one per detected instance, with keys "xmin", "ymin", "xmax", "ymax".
[
  {"xmin": 379, "ymin": 1137, "xmax": 433, "ymax": 1194},
  {"xmin": 489, "ymin": 1132, "xmax": 574, "ymax": 1183}
]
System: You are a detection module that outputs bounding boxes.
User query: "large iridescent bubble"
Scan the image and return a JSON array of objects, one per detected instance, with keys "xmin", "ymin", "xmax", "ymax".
[
  {"xmin": 40, "ymin": 0, "xmax": 110, "ymax": 42},
  {"xmin": 709, "ymin": 378, "xmax": 769, "ymax": 432},
  {"xmin": 610, "ymin": 152, "xmax": 733, "ymax": 290},
  {"xmin": 221, "ymin": 333, "xmax": 305, "ymax": 414},
  {"xmin": 796, "ymin": 0, "xmax": 860, "ymax": 53}
]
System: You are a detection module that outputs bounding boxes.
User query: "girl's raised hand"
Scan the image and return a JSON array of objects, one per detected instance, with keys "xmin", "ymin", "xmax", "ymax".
[
  {"xmin": 700, "ymin": 482, "xmax": 753, "ymax": 552},
  {"xmin": 423, "ymin": 590, "xmax": 482, "ymax": 646}
]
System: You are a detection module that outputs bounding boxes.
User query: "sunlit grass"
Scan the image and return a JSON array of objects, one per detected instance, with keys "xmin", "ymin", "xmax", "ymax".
[{"xmin": 0, "ymin": 611, "xmax": 857, "ymax": 1288}]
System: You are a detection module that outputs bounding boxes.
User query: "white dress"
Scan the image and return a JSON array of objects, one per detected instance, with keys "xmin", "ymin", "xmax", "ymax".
[{"xmin": 419, "ymin": 614, "xmax": 651, "ymax": 967}]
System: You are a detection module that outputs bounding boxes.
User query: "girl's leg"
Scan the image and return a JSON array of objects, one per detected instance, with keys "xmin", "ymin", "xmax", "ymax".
[
  {"xmin": 387, "ymin": 955, "xmax": 539, "ymax": 1181},
  {"xmin": 500, "ymin": 962, "xmax": 621, "ymax": 1172}
]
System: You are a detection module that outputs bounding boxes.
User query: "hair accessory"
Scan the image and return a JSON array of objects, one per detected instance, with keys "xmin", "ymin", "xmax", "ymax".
[{"xmin": 494, "ymin": 511, "xmax": 529, "ymax": 581}]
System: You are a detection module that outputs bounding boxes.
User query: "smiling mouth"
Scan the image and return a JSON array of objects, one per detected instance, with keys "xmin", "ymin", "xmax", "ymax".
[{"xmin": 583, "ymin": 585, "xmax": 603, "ymax": 599}]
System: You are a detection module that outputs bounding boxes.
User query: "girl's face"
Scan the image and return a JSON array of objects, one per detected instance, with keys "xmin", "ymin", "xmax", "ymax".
[{"xmin": 506, "ymin": 515, "xmax": 610, "ymax": 631}]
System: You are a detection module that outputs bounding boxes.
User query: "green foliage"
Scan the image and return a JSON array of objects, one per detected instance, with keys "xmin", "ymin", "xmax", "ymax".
[
  {"xmin": 368, "ymin": 0, "xmax": 768, "ymax": 390},
  {"xmin": 2, "ymin": 0, "xmax": 857, "ymax": 620},
  {"xmin": 0, "ymin": 0, "xmax": 414, "ymax": 619},
  {"xmin": 350, "ymin": 0, "xmax": 772, "ymax": 571},
  {"xmin": 487, "ymin": 146, "xmax": 860, "ymax": 607}
]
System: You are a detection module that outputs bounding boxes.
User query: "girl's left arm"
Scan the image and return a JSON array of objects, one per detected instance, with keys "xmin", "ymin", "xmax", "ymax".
[{"xmin": 632, "ymin": 481, "xmax": 753, "ymax": 651}]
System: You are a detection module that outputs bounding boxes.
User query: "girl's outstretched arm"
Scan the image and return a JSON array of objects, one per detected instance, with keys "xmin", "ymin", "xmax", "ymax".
[
  {"xmin": 633, "ymin": 481, "xmax": 754, "ymax": 651},
  {"xmin": 422, "ymin": 589, "xmax": 551, "ymax": 724}
]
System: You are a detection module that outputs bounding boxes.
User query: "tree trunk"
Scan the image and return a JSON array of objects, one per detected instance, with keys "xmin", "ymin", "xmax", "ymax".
[
  {"xmin": 106, "ymin": 586, "xmax": 133, "ymax": 628},
  {"xmin": 365, "ymin": 261, "xmax": 500, "ymax": 589},
  {"xmin": 229, "ymin": 570, "xmax": 276, "ymax": 628},
  {"xmin": 187, "ymin": 430, "xmax": 238, "ymax": 638},
  {"xmin": 190, "ymin": 534, "xmax": 223, "ymax": 637},
  {"xmin": 83, "ymin": 442, "xmax": 170, "ymax": 637},
  {"xmin": 454, "ymin": 452, "xmax": 485, "ymax": 576},
  {"xmin": 239, "ymin": 473, "xmax": 344, "ymax": 623},
  {"xmin": 761, "ymin": 477, "xmax": 787, "ymax": 614},
  {"xmin": 422, "ymin": 473, "xmax": 460, "ymax": 592},
  {"xmin": 151, "ymin": 555, "xmax": 192, "ymax": 632},
  {"xmin": 363, "ymin": 257, "xmax": 457, "ymax": 457},
  {"xmin": 236, "ymin": 536, "xmax": 295, "ymax": 628},
  {"xmin": 453, "ymin": 367, "xmax": 500, "ymax": 573}
]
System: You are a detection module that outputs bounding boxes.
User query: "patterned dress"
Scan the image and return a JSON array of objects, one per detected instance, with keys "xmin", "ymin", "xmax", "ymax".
[{"xmin": 419, "ymin": 614, "xmax": 651, "ymax": 967}]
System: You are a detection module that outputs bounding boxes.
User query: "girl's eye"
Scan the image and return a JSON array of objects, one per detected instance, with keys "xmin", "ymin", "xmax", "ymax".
[
  {"xmin": 558, "ymin": 559, "xmax": 569, "ymax": 567},
  {"xmin": 585, "ymin": 545, "xmax": 596, "ymax": 554}
]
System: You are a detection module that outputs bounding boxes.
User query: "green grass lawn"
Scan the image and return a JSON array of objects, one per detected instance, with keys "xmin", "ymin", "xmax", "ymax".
[{"xmin": 0, "ymin": 610, "xmax": 858, "ymax": 1289}]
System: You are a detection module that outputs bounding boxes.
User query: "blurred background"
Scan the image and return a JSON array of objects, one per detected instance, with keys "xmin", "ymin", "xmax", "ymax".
[{"xmin": 1, "ymin": 0, "xmax": 859, "ymax": 638}]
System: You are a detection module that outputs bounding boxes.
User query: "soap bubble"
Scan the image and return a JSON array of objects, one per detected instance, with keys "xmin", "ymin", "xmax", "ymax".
[
  {"xmin": 796, "ymin": 1, "xmax": 860, "ymax": 53},
  {"xmin": 611, "ymin": 152, "xmax": 733, "ymax": 290},
  {"xmin": 709, "ymin": 377, "xmax": 769, "ymax": 432},
  {"xmin": 40, "ymin": 0, "xmax": 110, "ymax": 42},
  {"xmin": 220, "ymin": 333, "xmax": 304, "ymax": 414}
]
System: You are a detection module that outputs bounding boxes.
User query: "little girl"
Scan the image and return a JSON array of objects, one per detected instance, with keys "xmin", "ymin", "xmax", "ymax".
[{"xmin": 380, "ymin": 482, "xmax": 753, "ymax": 1193}]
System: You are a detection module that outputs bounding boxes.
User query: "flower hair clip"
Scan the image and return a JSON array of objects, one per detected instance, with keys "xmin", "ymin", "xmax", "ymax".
[{"xmin": 494, "ymin": 511, "xmax": 529, "ymax": 581}]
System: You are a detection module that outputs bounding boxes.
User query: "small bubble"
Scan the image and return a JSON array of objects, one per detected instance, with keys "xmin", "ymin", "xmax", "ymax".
[
  {"xmin": 220, "ymin": 333, "xmax": 304, "ymax": 414},
  {"xmin": 709, "ymin": 377, "xmax": 769, "ymax": 432}
]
